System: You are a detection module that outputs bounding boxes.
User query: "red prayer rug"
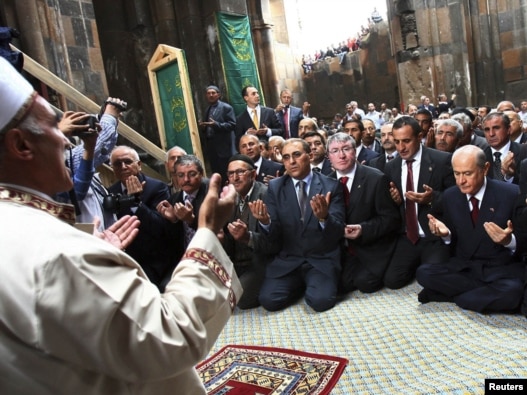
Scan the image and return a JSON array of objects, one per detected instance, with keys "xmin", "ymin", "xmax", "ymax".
[{"xmin": 197, "ymin": 344, "xmax": 348, "ymax": 394}]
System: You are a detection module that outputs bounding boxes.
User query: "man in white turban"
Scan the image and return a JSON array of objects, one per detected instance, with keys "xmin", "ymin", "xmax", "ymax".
[{"xmin": 0, "ymin": 57, "xmax": 242, "ymax": 394}]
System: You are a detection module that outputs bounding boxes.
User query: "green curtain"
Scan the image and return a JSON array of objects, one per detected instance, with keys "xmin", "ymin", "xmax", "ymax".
[
  {"xmin": 216, "ymin": 12, "xmax": 264, "ymax": 116},
  {"xmin": 156, "ymin": 60, "xmax": 193, "ymax": 153}
]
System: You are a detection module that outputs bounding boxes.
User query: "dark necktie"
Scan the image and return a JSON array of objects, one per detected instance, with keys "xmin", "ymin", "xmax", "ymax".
[
  {"xmin": 387, "ymin": 155, "xmax": 394, "ymax": 162},
  {"xmin": 493, "ymin": 152, "xmax": 504, "ymax": 181},
  {"xmin": 239, "ymin": 195, "xmax": 248, "ymax": 213},
  {"xmin": 184, "ymin": 194, "xmax": 196, "ymax": 246},
  {"xmin": 283, "ymin": 107, "xmax": 290, "ymax": 139},
  {"xmin": 297, "ymin": 180, "xmax": 307, "ymax": 222},
  {"xmin": 313, "ymin": 167, "xmax": 321, "ymax": 173},
  {"xmin": 340, "ymin": 176, "xmax": 354, "ymax": 254},
  {"xmin": 405, "ymin": 159, "xmax": 419, "ymax": 244},
  {"xmin": 470, "ymin": 196, "xmax": 479, "ymax": 227},
  {"xmin": 339, "ymin": 176, "xmax": 350, "ymax": 207}
]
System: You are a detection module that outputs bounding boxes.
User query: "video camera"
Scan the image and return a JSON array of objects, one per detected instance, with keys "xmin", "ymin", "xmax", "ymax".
[{"xmin": 102, "ymin": 193, "xmax": 140, "ymax": 212}]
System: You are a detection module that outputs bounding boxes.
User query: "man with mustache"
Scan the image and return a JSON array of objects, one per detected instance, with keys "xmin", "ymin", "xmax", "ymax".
[{"xmin": 108, "ymin": 145, "xmax": 175, "ymax": 290}]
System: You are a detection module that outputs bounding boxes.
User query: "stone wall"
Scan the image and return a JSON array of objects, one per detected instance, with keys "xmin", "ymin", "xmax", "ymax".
[
  {"xmin": 302, "ymin": 22, "xmax": 398, "ymax": 121},
  {"xmin": 0, "ymin": 0, "xmax": 107, "ymax": 107}
]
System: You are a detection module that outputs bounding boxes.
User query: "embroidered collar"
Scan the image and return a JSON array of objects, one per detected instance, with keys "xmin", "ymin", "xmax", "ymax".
[{"xmin": 0, "ymin": 185, "xmax": 76, "ymax": 225}]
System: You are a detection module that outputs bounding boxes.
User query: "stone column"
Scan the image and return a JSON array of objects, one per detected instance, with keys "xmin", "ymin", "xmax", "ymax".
[{"xmin": 247, "ymin": 0, "xmax": 279, "ymax": 105}]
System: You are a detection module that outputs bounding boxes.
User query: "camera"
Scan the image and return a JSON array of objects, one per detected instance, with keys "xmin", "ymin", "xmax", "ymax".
[
  {"xmin": 73, "ymin": 115, "xmax": 98, "ymax": 137},
  {"xmin": 102, "ymin": 193, "xmax": 140, "ymax": 212}
]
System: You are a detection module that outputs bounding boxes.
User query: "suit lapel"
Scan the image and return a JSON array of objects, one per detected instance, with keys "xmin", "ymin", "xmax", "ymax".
[
  {"xmin": 478, "ymin": 184, "xmax": 498, "ymax": 225},
  {"xmin": 305, "ymin": 173, "xmax": 324, "ymax": 226},
  {"xmin": 417, "ymin": 149, "xmax": 434, "ymax": 192},
  {"xmin": 349, "ymin": 165, "xmax": 366, "ymax": 206}
]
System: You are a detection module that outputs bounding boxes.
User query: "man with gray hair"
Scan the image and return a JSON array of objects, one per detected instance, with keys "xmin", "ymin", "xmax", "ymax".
[
  {"xmin": 434, "ymin": 119, "xmax": 464, "ymax": 153},
  {"xmin": 165, "ymin": 145, "xmax": 187, "ymax": 194},
  {"xmin": 417, "ymin": 145, "xmax": 525, "ymax": 313},
  {"xmin": 108, "ymin": 145, "xmax": 175, "ymax": 290},
  {"xmin": 451, "ymin": 111, "xmax": 488, "ymax": 150},
  {"xmin": 327, "ymin": 132, "xmax": 400, "ymax": 294}
]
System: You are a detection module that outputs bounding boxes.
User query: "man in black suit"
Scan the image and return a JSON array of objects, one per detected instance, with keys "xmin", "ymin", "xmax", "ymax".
[
  {"xmin": 198, "ymin": 85, "xmax": 236, "ymax": 178},
  {"xmin": 327, "ymin": 132, "xmax": 401, "ymax": 294},
  {"xmin": 367, "ymin": 123, "xmax": 397, "ymax": 172},
  {"xmin": 417, "ymin": 96, "xmax": 438, "ymax": 118},
  {"xmin": 275, "ymin": 88, "xmax": 308, "ymax": 139},
  {"xmin": 383, "ymin": 116, "xmax": 455, "ymax": 289},
  {"xmin": 108, "ymin": 146, "xmax": 175, "ymax": 290},
  {"xmin": 302, "ymin": 130, "xmax": 333, "ymax": 175},
  {"xmin": 482, "ymin": 112, "xmax": 526, "ymax": 184},
  {"xmin": 505, "ymin": 110, "xmax": 527, "ymax": 144},
  {"xmin": 341, "ymin": 118, "xmax": 379, "ymax": 164},
  {"xmin": 417, "ymin": 145, "xmax": 525, "ymax": 313},
  {"xmin": 223, "ymin": 154, "xmax": 276, "ymax": 309},
  {"xmin": 239, "ymin": 134, "xmax": 283, "ymax": 184},
  {"xmin": 249, "ymin": 138, "xmax": 346, "ymax": 312},
  {"xmin": 235, "ymin": 85, "xmax": 283, "ymax": 148},
  {"xmin": 437, "ymin": 93, "xmax": 456, "ymax": 116},
  {"xmin": 157, "ymin": 155, "xmax": 209, "ymax": 252}
]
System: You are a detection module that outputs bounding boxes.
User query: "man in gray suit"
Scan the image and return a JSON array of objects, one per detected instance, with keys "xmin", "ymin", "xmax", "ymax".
[
  {"xmin": 223, "ymin": 154, "xmax": 276, "ymax": 309},
  {"xmin": 249, "ymin": 138, "xmax": 346, "ymax": 312}
]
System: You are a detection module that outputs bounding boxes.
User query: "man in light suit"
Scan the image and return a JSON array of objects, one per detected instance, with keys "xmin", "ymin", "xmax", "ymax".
[
  {"xmin": 198, "ymin": 85, "xmax": 236, "ymax": 178},
  {"xmin": 108, "ymin": 145, "xmax": 175, "ymax": 290},
  {"xmin": 383, "ymin": 116, "xmax": 455, "ymax": 289},
  {"xmin": 235, "ymin": 85, "xmax": 283, "ymax": 148},
  {"xmin": 223, "ymin": 154, "xmax": 277, "ymax": 309},
  {"xmin": 417, "ymin": 145, "xmax": 526, "ymax": 313},
  {"xmin": 275, "ymin": 88, "xmax": 308, "ymax": 139},
  {"xmin": 327, "ymin": 132, "xmax": 401, "ymax": 294},
  {"xmin": 249, "ymin": 138, "xmax": 346, "ymax": 312}
]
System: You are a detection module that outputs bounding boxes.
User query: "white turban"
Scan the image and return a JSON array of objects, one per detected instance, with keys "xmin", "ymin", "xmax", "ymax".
[{"xmin": 0, "ymin": 56, "xmax": 37, "ymax": 132}]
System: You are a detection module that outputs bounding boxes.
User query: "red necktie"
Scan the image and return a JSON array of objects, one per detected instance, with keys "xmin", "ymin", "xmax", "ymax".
[
  {"xmin": 283, "ymin": 107, "xmax": 290, "ymax": 139},
  {"xmin": 340, "ymin": 177, "xmax": 350, "ymax": 207},
  {"xmin": 405, "ymin": 160, "xmax": 419, "ymax": 244},
  {"xmin": 470, "ymin": 196, "xmax": 479, "ymax": 227}
]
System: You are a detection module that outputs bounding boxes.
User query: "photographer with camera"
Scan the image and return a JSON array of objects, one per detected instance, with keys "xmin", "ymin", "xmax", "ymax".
[
  {"xmin": 108, "ymin": 146, "xmax": 181, "ymax": 291},
  {"xmin": 58, "ymin": 98, "xmax": 127, "ymax": 230}
]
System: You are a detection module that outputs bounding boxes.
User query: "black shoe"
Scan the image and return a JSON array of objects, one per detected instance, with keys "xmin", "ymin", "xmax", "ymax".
[
  {"xmin": 418, "ymin": 288, "xmax": 453, "ymax": 304},
  {"xmin": 418, "ymin": 289, "xmax": 431, "ymax": 304}
]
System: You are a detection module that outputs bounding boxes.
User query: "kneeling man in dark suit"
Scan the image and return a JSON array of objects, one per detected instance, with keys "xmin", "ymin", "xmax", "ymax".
[
  {"xmin": 417, "ymin": 145, "xmax": 526, "ymax": 313},
  {"xmin": 249, "ymin": 138, "xmax": 345, "ymax": 312}
]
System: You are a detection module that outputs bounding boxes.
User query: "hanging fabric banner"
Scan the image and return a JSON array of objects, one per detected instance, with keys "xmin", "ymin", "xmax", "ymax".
[{"xmin": 216, "ymin": 12, "xmax": 265, "ymax": 115}]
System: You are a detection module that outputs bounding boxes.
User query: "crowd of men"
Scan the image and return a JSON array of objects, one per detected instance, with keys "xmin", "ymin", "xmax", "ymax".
[
  {"xmin": 55, "ymin": 80, "xmax": 527, "ymax": 316},
  {"xmin": 3, "ymin": 50, "xmax": 527, "ymax": 391},
  {"xmin": 196, "ymin": 86, "xmax": 527, "ymax": 315}
]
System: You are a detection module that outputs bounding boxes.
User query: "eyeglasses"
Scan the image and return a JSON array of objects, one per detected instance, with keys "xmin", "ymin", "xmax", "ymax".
[
  {"xmin": 227, "ymin": 169, "xmax": 252, "ymax": 178},
  {"xmin": 111, "ymin": 158, "xmax": 138, "ymax": 168},
  {"xmin": 328, "ymin": 146, "xmax": 354, "ymax": 155}
]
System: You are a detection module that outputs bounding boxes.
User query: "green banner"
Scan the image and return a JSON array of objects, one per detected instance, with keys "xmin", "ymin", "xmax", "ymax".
[
  {"xmin": 216, "ymin": 12, "xmax": 264, "ymax": 115},
  {"xmin": 156, "ymin": 60, "xmax": 193, "ymax": 153}
]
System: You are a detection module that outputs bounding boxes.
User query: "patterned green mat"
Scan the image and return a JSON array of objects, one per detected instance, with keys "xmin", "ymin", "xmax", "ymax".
[{"xmin": 207, "ymin": 282, "xmax": 527, "ymax": 394}]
